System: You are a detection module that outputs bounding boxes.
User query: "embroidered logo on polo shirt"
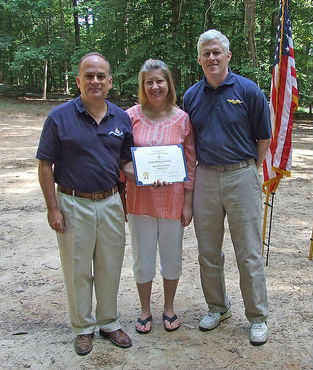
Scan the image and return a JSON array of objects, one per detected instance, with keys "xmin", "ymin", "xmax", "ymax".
[
  {"xmin": 227, "ymin": 99, "xmax": 243, "ymax": 105},
  {"xmin": 109, "ymin": 127, "xmax": 123, "ymax": 137}
]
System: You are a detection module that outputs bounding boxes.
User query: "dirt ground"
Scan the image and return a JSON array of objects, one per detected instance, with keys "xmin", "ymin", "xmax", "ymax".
[{"xmin": 0, "ymin": 95, "xmax": 312, "ymax": 370}]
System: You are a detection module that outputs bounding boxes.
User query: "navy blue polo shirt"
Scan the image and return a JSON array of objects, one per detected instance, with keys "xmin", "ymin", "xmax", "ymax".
[
  {"xmin": 183, "ymin": 69, "xmax": 271, "ymax": 166},
  {"xmin": 36, "ymin": 96, "xmax": 134, "ymax": 192}
]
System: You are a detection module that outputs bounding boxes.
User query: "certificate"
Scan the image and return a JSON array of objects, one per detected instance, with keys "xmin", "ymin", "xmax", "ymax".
[{"xmin": 131, "ymin": 144, "xmax": 189, "ymax": 186}]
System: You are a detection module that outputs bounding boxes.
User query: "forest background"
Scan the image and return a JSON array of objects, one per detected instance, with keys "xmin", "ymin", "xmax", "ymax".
[
  {"xmin": 0, "ymin": 2, "xmax": 313, "ymax": 368},
  {"xmin": 0, "ymin": 0, "xmax": 312, "ymax": 109}
]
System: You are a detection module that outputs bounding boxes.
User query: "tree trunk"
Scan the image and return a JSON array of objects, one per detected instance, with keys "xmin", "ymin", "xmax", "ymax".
[
  {"xmin": 42, "ymin": 60, "xmax": 48, "ymax": 100},
  {"xmin": 85, "ymin": 15, "xmax": 90, "ymax": 34},
  {"xmin": 243, "ymin": 0, "xmax": 258, "ymax": 69},
  {"xmin": 204, "ymin": 0, "xmax": 213, "ymax": 31},
  {"xmin": 124, "ymin": 0, "xmax": 130, "ymax": 57},
  {"xmin": 59, "ymin": 0, "xmax": 69, "ymax": 94},
  {"xmin": 260, "ymin": 0, "xmax": 265, "ymax": 68},
  {"xmin": 42, "ymin": 14, "xmax": 50, "ymax": 99},
  {"xmin": 64, "ymin": 60, "xmax": 69, "ymax": 95},
  {"xmin": 170, "ymin": 0, "xmax": 182, "ymax": 98},
  {"xmin": 73, "ymin": 0, "xmax": 80, "ymax": 47},
  {"xmin": 270, "ymin": 0, "xmax": 280, "ymax": 71}
]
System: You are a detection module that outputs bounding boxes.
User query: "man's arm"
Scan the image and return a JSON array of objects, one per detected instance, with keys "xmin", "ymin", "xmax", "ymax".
[
  {"xmin": 256, "ymin": 139, "xmax": 271, "ymax": 170},
  {"xmin": 38, "ymin": 159, "xmax": 65, "ymax": 233},
  {"xmin": 120, "ymin": 160, "xmax": 135, "ymax": 180}
]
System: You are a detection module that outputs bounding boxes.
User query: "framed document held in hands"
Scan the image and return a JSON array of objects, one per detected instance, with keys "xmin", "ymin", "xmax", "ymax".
[{"xmin": 131, "ymin": 144, "xmax": 189, "ymax": 186}]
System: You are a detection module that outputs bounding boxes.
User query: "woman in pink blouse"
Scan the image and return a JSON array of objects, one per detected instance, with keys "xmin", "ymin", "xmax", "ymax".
[{"xmin": 124, "ymin": 59, "xmax": 196, "ymax": 334}]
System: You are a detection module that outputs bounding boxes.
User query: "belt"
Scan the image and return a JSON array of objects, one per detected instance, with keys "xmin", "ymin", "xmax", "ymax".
[
  {"xmin": 57, "ymin": 185, "xmax": 118, "ymax": 200},
  {"xmin": 198, "ymin": 158, "xmax": 255, "ymax": 172}
]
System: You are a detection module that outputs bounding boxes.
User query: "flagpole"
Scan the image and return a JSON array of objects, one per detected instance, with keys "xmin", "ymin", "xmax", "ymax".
[
  {"xmin": 262, "ymin": 191, "xmax": 270, "ymax": 257},
  {"xmin": 262, "ymin": 192, "xmax": 275, "ymax": 266},
  {"xmin": 309, "ymin": 227, "xmax": 313, "ymax": 261},
  {"xmin": 262, "ymin": 0, "xmax": 298, "ymax": 262},
  {"xmin": 274, "ymin": 0, "xmax": 285, "ymax": 133}
]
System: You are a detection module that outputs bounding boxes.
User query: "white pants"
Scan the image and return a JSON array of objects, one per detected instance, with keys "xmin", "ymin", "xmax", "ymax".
[
  {"xmin": 193, "ymin": 163, "xmax": 269, "ymax": 323},
  {"xmin": 128, "ymin": 214, "xmax": 184, "ymax": 284},
  {"xmin": 56, "ymin": 191, "xmax": 125, "ymax": 334}
]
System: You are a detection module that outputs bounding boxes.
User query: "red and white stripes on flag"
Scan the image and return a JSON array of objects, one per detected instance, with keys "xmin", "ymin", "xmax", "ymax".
[{"xmin": 262, "ymin": 0, "xmax": 298, "ymax": 194}]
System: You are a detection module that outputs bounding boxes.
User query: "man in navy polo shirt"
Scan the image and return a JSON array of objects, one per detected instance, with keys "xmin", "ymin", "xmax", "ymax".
[
  {"xmin": 183, "ymin": 29, "xmax": 271, "ymax": 345},
  {"xmin": 37, "ymin": 52, "xmax": 133, "ymax": 355}
]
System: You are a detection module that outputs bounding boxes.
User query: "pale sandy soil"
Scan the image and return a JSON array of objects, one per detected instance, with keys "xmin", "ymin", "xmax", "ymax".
[{"xmin": 0, "ymin": 96, "xmax": 312, "ymax": 370}]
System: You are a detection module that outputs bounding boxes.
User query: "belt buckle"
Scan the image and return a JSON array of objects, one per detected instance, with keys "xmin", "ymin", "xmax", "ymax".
[{"xmin": 93, "ymin": 192, "xmax": 103, "ymax": 201}]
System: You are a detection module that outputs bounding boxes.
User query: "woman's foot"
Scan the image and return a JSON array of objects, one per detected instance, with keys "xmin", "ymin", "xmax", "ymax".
[
  {"xmin": 135, "ymin": 315, "xmax": 152, "ymax": 334},
  {"xmin": 162, "ymin": 312, "xmax": 180, "ymax": 332}
]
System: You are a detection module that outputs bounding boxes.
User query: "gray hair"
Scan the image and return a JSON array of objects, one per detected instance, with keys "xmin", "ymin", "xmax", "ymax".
[{"xmin": 197, "ymin": 29, "xmax": 230, "ymax": 56}]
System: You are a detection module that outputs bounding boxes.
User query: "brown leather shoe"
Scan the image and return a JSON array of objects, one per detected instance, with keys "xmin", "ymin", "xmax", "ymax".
[
  {"xmin": 99, "ymin": 328, "xmax": 132, "ymax": 348},
  {"xmin": 74, "ymin": 333, "xmax": 94, "ymax": 356}
]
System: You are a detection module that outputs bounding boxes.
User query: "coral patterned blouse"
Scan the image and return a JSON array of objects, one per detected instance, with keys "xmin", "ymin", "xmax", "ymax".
[{"xmin": 126, "ymin": 104, "xmax": 196, "ymax": 220}]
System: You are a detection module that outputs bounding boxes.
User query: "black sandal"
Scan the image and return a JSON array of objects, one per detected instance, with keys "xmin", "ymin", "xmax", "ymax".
[
  {"xmin": 135, "ymin": 315, "xmax": 152, "ymax": 334},
  {"xmin": 162, "ymin": 313, "xmax": 180, "ymax": 332}
]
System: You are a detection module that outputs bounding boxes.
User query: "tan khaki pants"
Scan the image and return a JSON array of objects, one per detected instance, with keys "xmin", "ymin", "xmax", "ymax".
[
  {"xmin": 193, "ymin": 163, "xmax": 269, "ymax": 323},
  {"xmin": 56, "ymin": 192, "xmax": 125, "ymax": 334}
]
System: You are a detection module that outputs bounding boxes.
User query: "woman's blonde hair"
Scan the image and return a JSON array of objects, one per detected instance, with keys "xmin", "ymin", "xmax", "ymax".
[{"xmin": 138, "ymin": 59, "xmax": 176, "ymax": 107}]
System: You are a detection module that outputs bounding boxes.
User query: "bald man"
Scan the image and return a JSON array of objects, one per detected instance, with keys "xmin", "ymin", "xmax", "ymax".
[{"xmin": 37, "ymin": 52, "xmax": 133, "ymax": 355}]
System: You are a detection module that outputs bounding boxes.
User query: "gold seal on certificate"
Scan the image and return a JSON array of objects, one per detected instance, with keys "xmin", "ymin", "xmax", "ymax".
[{"xmin": 131, "ymin": 144, "xmax": 189, "ymax": 186}]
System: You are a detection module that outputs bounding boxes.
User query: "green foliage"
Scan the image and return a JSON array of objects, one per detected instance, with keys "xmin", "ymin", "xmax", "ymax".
[{"xmin": 0, "ymin": 0, "xmax": 312, "ymax": 107}]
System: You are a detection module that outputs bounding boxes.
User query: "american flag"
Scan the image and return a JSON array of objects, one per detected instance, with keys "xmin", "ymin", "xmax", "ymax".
[{"xmin": 262, "ymin": 0, "xmax": 298, "ymax": 194}]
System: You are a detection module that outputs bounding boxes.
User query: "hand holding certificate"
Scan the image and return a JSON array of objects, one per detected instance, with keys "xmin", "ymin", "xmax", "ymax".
[{"xmin": 131, "ymin": 144, "xmax": 189, "ymax": 186}]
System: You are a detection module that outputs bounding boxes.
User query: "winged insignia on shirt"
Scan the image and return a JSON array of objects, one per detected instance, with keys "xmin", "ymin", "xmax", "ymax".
[
  {"xmin": 227, "ymin": 99, "xmax": 243, "ymax": 104},
  {"xmin": 109, "ymin": 127, "xmax": 123, "ymax": 137}
]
